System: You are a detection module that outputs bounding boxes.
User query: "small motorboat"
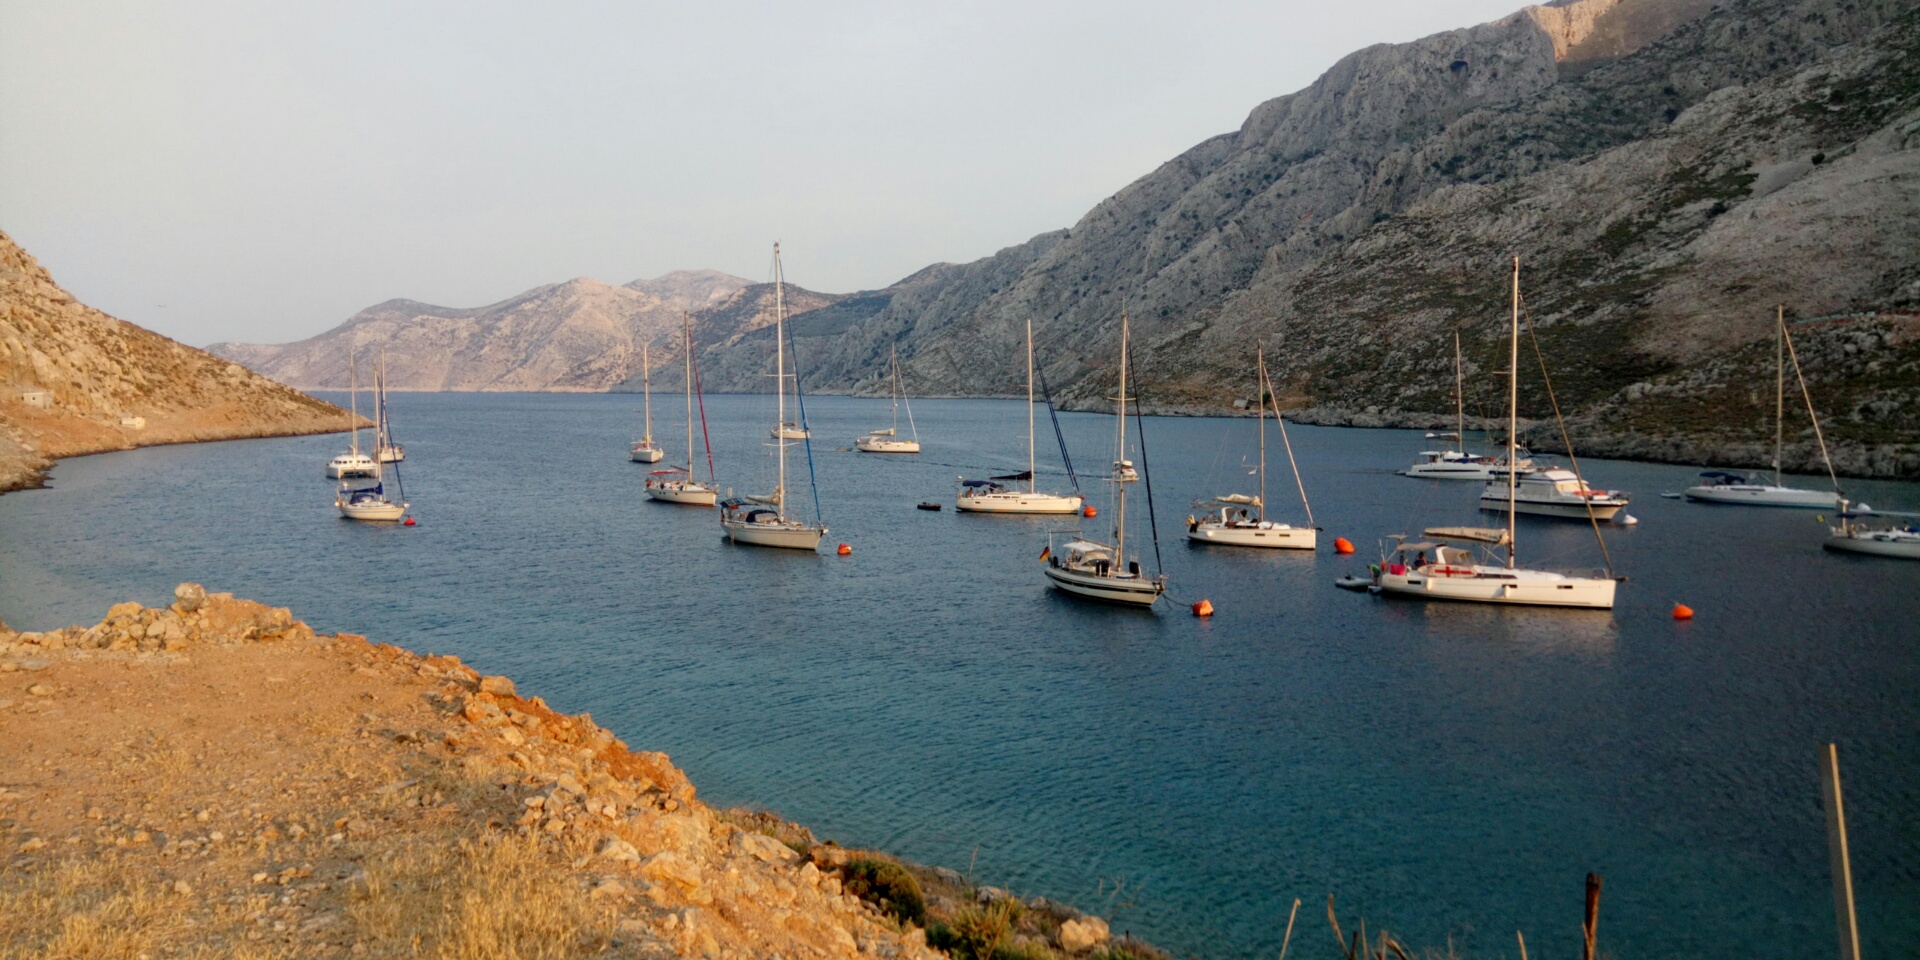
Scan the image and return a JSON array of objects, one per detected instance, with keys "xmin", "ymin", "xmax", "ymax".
[
  {"xmin": 917, "ymin": 502, "xmax": 942, "ymax": 511},
  {"xmin": 1334, "ymin": 575, "xmax": 1373, "ymax": 592}
]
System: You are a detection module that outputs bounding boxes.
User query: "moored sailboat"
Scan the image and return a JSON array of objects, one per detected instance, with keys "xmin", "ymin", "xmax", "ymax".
[
  {"xmin": 1187, "ymin": 346, "xmax": 1315, "ymax": 549},
  {"xmin": 1401, "ymin": 333, "xmax": 1533, "ymax": 480},
  {"xmin": 855, "ymin": 347, "xmax": 921, "ymax": 453},
  {"xmin": 630, "ymin": 342, "xmax": 665, "ymax": 463},
  {"xmin": 325, "ymin": 350, "xmax": 378, "ymax": 479},
  {"xmin": 721, "ymin": 244, "xmax": 828, "ymax": 549},
  {"xmin": 1043, "ymin": 311, "xmax": 1166, "ymax": 606},
  {"xmin": 1375, "ymin": 258, "xmax": 1618, "ymax": 610},
  {"xmin": 1825, "ymin": 500, "xmax": 1920, "ymax": 559},
  {"xmin": 338, "ymin": 352, "xmax": 410, "ymax": 521},
  {"xmin": 647, "ymin": 312, "xmax": 720, "ymax": 506},
  {"xmin": 1685, "ymin": 308, "xmax": 1849, "ymax": 509},
  {"xmin": 957, "ymin": 318, "xmax": 1084, "ymax": 515}
]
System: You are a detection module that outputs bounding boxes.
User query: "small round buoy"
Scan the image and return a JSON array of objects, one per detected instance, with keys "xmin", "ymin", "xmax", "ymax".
[
  {"xmin": 1082, "ymin": 505, "xmax": 1097, "ymax": 518},
  {"xmin": 1191, "ymin": 599, "xmax": 1214, "ymax": 617},
  {"xmin": 1621, "ymin": 514, "xmax": 1639, "ymax": 526},
  {"xmin": 1672, "ymin": 603, "xmax": 1694, "ymax": 620},
  {"xmin": 836, "ymin": 543, "xmax": 852, "ymax": 556},
  {"xmin": 1333, "ymin": 537, "xmax": 1355, "ymax": 554},
  {"xmin": 403, "ymin": 516, "xmax": 416, "ymax": 526}
]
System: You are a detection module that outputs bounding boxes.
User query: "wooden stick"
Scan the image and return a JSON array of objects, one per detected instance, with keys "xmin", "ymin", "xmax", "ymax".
[
  {"xmin": 1516, "ymin": 930, "xmax": 1529, "ymax": 960},
  {"xmin": 1327, "ymin": 895, "xmax": 1345, "ymax": 950},
  {"xmin": 1821, "ymin": 744, "xmax": 1863, "ymax": 960},
  {"xmin": 1583, "ymin": 873, "xmax": 1603, "ymax": 960},
  {"xmin": 1278, "ymin": 898, "xmax": 1301, "ymax": 960}
]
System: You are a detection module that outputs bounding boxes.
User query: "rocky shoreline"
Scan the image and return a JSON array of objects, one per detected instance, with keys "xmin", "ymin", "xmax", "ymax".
[{"xmin": 0, "ymin": 587, "xmax": 1159, "ymax": 960}]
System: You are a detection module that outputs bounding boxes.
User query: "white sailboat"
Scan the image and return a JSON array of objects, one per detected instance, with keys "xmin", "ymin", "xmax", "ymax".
[
  {"xmin": 1375, "ymin": 258, "xmax": 1618, "ymax": 610},
  {"xmin": 325, "ymin": 350, "xmax": 378, "ymax": 479},
  {"xmin": 1043, "ymin": 311, "xmax": 1167, "ymax": 607},
  {"xmin": 1826, "ymin": 501, "xmax": 1920, "ymax": 559},
  {"xmin": 630, "ymin": 342, "xmax": 665, "ymax": 463},
  {"xmin": 373, "ymin": 349, "xmax": 405, "ymax": 464},
  {"xmin": 1187, "ymin": 346, "xmax": 1316, "ymax": 549},
  {"xmin": 957, "ymin": 318, "xmax": 1084, "ymax": 514},
  {"xmin": 1402, "ymin": 334, "xmax": 1533, "ymax": 480},
  {"xmin": 855, "ymin": 347, "xmax": 921, "ymax": 453},
  {"xmin": 1685, "ymin": 308, "xmax": 1846, "ymax": 509},
  {"xmin": 721, "ymin": 244, "xmax": 828, "ymax": 549},
  {"xmin": 337, "ymin": 351, "xmax": 409, "ymax": 522},
  {"xmin": 647, "ymin": 312, "xmax": 721, "ymax": 506}
]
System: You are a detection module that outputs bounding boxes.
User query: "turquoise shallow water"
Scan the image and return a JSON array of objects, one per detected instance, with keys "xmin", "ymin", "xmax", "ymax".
[{"xmin": 2, "ymin": 392, "xmax": 1916, "ymax": 959}]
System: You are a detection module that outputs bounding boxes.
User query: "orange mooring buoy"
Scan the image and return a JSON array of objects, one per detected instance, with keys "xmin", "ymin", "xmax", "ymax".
[
  {"xmin": 1672, "ymin": 603, "xmax": 1694, "ymax": 620},
  {"xmin": 836, "ymin": 543, "xmax": 852, "ymax": 556},
  {"xmin": 1333, "ymin": 537, "xmax": 1355, "ymax": 554},
  {"xmin": 1082, "ymin": 505, "xmax": 1097, "ymax": 518},
  {"xmin": 1192, "ymin": 599, "xmax": 1214, "ymax": 617},
  {"xmin": 403, "ymin": 516, "xmax": 416, "ymax": 527}
]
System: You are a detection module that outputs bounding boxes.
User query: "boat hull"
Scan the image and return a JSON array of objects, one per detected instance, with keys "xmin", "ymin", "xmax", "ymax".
[
  {"xmin": 326, "ymin": 458, "xmax": 379, "ymax": 479},
  {"xmin": 646, "ymin": 482, "xmax": 718, "ymax": 506},
  {"xmin": 956, "ymin": 492, "xmax": 1083, "ymax": 514},
  {"xmin": 1683, "ymin": 485, "xmax": 1837, "ymax": 508},
  {"xmin": 722, "ymin": 519, "xmax": 825, "ymax": 550},
  {"xmin": 338, "ymin": 500, "xmax": 407, "ymax": 522},
  {"xmin": 630, "ymin": 446, "xmax": 665, "ymax": 463},
  {"xmin": 855, "ymin": 438, "xmax": 920, "ymax": 453},
  {"xmin": 1824, "ymin": 533, "xmax": 1920, "ymax": 559},
  {"xmin": 1376, "ymin": 568, "xmax": 1616, "ymax": 609},
  {"xmin": 1479, "ymin": 496, "xmax": 1626, "ymax": 521},
  {"xmin": 1042, "ymin": 564, "xmax": 1163, "ymax": 606},
  {"xmin": 1186, "ymin": 522, "xmax": 1316, "ymax": 549}
]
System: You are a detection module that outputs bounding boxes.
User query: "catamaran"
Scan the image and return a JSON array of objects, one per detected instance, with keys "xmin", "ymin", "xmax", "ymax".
[
  {"xmin": 855, "ymin": 347, "xmax": 921, "ymax": 453},
  {"xmin": 1685, "ymin": 307, "xmax": 1846, "ymax": 509},
  {"xmin": 325, "ymin": 350, "xmax": 378, "ymax": 479},
  {"xmin": 721, "ymin": 244, "xmax": 828, "ymax": 549},
  {"xmin": 647, "ymin": 312, "xmax": 721, "ymax": 506},
  {"xmin": 630, "ymin": 342, "xmax": 665, "ymax": 463},
  {"xmin": 1187, "ymin": 346, "xmax": 1316, "ymax": 549},
  {"xmin": 1043, "ymin": 311, "xmax": 1167, "ymax": 607},
  {"xmin": 1401, "ymin": 333, "xmax": 1533, "ymax": 480},
  {"xmin": 957, "ymin": 318, "xmax": 1084, "ymax": 514},
  {"xmin": 1375, "ymin": 258, "xmax": 1619, "ymax": 609}
]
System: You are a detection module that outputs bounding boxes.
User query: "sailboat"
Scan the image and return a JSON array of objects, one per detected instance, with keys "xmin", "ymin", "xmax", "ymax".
[
  {"xmin": 325, "ymin": 350, "xmax": 378, "ymax": 479},
  {"xmin": 720, "ymin": 244, "xmax": 828, "ymax": 549},
  {"xmin": 647, "ymin": 312, "xmax": 721, "ymax": 506},
  {"xmin": 1402, "ymin": 333, "xmax": 1532, "ymax": 480},
  {"xmin": 956, "ymin": 318, "xmax": 1085, "ymax": 514},
  {"xmin": 630, "ymin": 342, "xmax": 665, "ymax": 463},
  {"xmin": 1042, "ymin": 311, "xmax": 1167, "ymax": 606},
  {"xmin": 1374, "ymin": 258, "xmax": 1618, "ymax": 609},
  {"xmin": 373, "ymin": 349, "xmax": 405, "ymax": 464},
  {"xmin": 1826, "ymin": 500, "xmax": 1920, "ymax": 559},
  {"xmin": 1685, "ymin": 307, "xmax": 1846, "ymax": 508},
  {"xmin": 855, "ymin": 347, "xmax": 921, "ymax": 453},
  {"xmin": 337, "ymin": 351, "xmax": 409, "ymax": 522},
  {"xmin": 1187, "ymin": 346, "xmax": 1316, "ymax": 549}
]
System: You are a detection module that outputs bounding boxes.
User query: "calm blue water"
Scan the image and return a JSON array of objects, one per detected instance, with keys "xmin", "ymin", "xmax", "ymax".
[{"xmin": 2, "ymin": 392, "xmax": 1915, "ymax": 959}]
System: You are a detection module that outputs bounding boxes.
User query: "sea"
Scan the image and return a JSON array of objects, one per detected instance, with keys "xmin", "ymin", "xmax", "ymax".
[{"xmin": 1, "ymin": 391, "xmax": 1914, "ymax": 960}]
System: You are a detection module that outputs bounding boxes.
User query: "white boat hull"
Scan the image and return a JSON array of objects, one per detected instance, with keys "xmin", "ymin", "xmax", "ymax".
[
  {"xmin": 376, "ymin": 445, "xmax": 404, "ymax": 464},
  {"xmin": 771, "ymin": 427, "xmax": 809, "ymax": 440},
  {"xmin": 1480, "ymin": 496, "xmax": 1626, "ymax": 521},
  {"xmin": 646, "ymin": 481, "xmax": 718, "ymax": 506},
  {"xmin": 1825, "ymin": 532, "xmax": 1920, "ymax": 559},
  {"xmin": 722, "ymin": 518, "xmax": 826, "ymax": 550},
  {"xmin": 1376, "ymin": 566, "xmax": 1616, "ymax": 609},
  {"xmin": 1684, "ymin": 484, "xmax": 1837, "ymax": 508},
  {"xmin": 855, "ymin": 437, "xmax": 920, "ymax": 453},
  {"xmin": 1187, "ymin": 522, "xmax": 1316, "ymax": 549},
  {"xmin": 338, "ymin": 499, "xmax": 407, "ymax": 522},
  {"xmin": 326, "ymin": 456, "xmax": 379, "ymax": 479},
  {"xmin": 630, "ymin": 445, "xmax": 665, "ymax": 463},
  {"xmin": 1042, "ymin": 563, "xmax": 1163, "ymax": 606},
  {"xmin": 956, "ymin": 491, "xmax": 1084, "ymax": 514}
]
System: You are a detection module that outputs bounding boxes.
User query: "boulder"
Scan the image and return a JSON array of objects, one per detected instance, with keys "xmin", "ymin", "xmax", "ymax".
[
  {"xmin": 479, "ymin": 675, "xmax": 516, "ymax": 696},
  {"xmin": 732, "ymin": 830, "xmax": 800, "ymax": 864},
  {"xmin": 639, "ymin": 850, "xmax": 703, "ymax": 891},
  {"xmin": 1058, "ymin": 917, "xmax": 1111, "ymax": 952},
  {"xmin": 172, "ymin": 582, "xmax": 207, "ymax": 613},
  {"xmin": 597, "ymin": 835, "xmax": 642, "ymax": 862}
]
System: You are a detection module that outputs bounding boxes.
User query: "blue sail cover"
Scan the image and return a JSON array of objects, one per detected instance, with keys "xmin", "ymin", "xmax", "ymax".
[
  {"xmin": 961, "ymin": 479, "xmax": 1003, "ymax": 489},
  {"xmin": 345, "ymin": 483, "xmax": 384, "ymax": 505}
]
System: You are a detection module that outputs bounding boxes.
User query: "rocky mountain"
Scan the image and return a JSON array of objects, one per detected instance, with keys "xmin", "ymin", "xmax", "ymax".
[
  {"xmin": 0, "ymin": 230, "xmax": 349, "ymax": 492},
  {"xmin": 210, "ymin": 270, "xmax": 767, "ymax": 392},
  {"xmin": 689, "ymin": 0, "xmax": 1918, "ymax": 476}
]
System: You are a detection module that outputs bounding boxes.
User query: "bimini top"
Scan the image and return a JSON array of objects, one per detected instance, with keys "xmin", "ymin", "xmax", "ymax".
[
  {"xmin": 1697, "ymin": 471, "xmax": 1748, "ymax": 481},
  {"xmin": 1424, "ymin": 526, "xmax": 1511, "ymax": 545},
  {"xmin": 1060, "ymin": 539, "xmax": 1114, "ymax": 558},
  {"xmin": 961, "ymin": 479, "xmax": 1004, "ymax": 489}
]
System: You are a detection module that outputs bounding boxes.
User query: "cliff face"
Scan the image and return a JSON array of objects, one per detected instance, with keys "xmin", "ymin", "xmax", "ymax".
[{"xmin": 0, "ymin": 230, "xmax": 349, "ymax": 492}]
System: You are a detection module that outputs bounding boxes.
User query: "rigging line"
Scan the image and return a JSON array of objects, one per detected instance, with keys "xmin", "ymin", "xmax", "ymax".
[
  {"xmin": 1517, "ymin": 289, "xmax": 1616, "ymax": 579},
  {"xmin": 1263, "ymin": 356, "xmax": 1315, "ymax": 528},
  {"xmin": 1779, "ymin": 313, "xmax": 1843, "ymax": 497},
  {"xmin": 1125, "ymin": 345, "xmax": 1165, "ymax": 578},
  {"xmin": 1034, "ymin": 358, "xmax": 1081, "ymax": 493},
  {"xmin": 692, "ymin": 341, "xmax": 717, "ymax": 485},
  {"xmin": 786, "ymin": 319, "xmax": 825, "ymax": 525}
]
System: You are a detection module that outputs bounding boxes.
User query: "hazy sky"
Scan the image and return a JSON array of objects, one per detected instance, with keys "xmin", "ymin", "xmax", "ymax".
[{"xmin": 2, "ymin": 1, "xmax": 1526, "ymax": 347}]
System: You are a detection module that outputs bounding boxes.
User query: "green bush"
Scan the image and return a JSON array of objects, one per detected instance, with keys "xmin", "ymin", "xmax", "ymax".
[
  {"xmin": 932, "ymin": 903, "xmax": 1015, "ymax": 960},
  {"xmin": 841, "ymin": 858, "xmax": 927, "ymax": 926}
]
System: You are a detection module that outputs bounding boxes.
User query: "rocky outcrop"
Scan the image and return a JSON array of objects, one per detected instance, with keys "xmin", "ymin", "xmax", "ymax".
[
  {"xmin": 0, "ymin": 230, "xmax": 350, "ymax": 493},
  {"xmin": 0, "ymin": 589, "xmax": 1154, "ymax": 959}
]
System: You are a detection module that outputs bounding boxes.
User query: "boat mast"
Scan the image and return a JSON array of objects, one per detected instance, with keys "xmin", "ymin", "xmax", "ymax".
[
  {"xmin": 349, "ymin": 348, "xmax": 360, "ymax": 459},
  {"xmin": 774, "ymin": 243, "xmax": 788, "ymax": 514},
  {"xmin": 1774, "ymin": 305, "xmax": 1785, "ymax": 487},
  {"xmin": 890, "ymin": 346, "xmax": 901, "ymax": 435},
  {"xmin": 1507, "ymin": 257, "xmax": 1520, "ymax": 569},
  {"xmin": 642, "ymin": 342, "xmax": 653, "ymax": 448},
  {"xmin": 1026, "ymin": 318, "xmax": 1038, "ymax": 494},
  {"xmin": 1257, "ymin": 345, "xmax": 1268, "ymax": 523},
  {"xmin": 1454, "ymin": 332, "xmax": 1466, "ymax": 454},
  {"xmin": 1115, "ymin": 310, "xmax": 1130, "ymax": 570},
  {"xmin": 683, "ymin": 312, "xmax": 695, "ymax": 476}
]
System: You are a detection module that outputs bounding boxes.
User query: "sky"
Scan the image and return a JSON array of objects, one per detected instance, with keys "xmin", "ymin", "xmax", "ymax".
[{"xmin": 1, "ymin": 1, "xmax": 1528, "ymax": 347}]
